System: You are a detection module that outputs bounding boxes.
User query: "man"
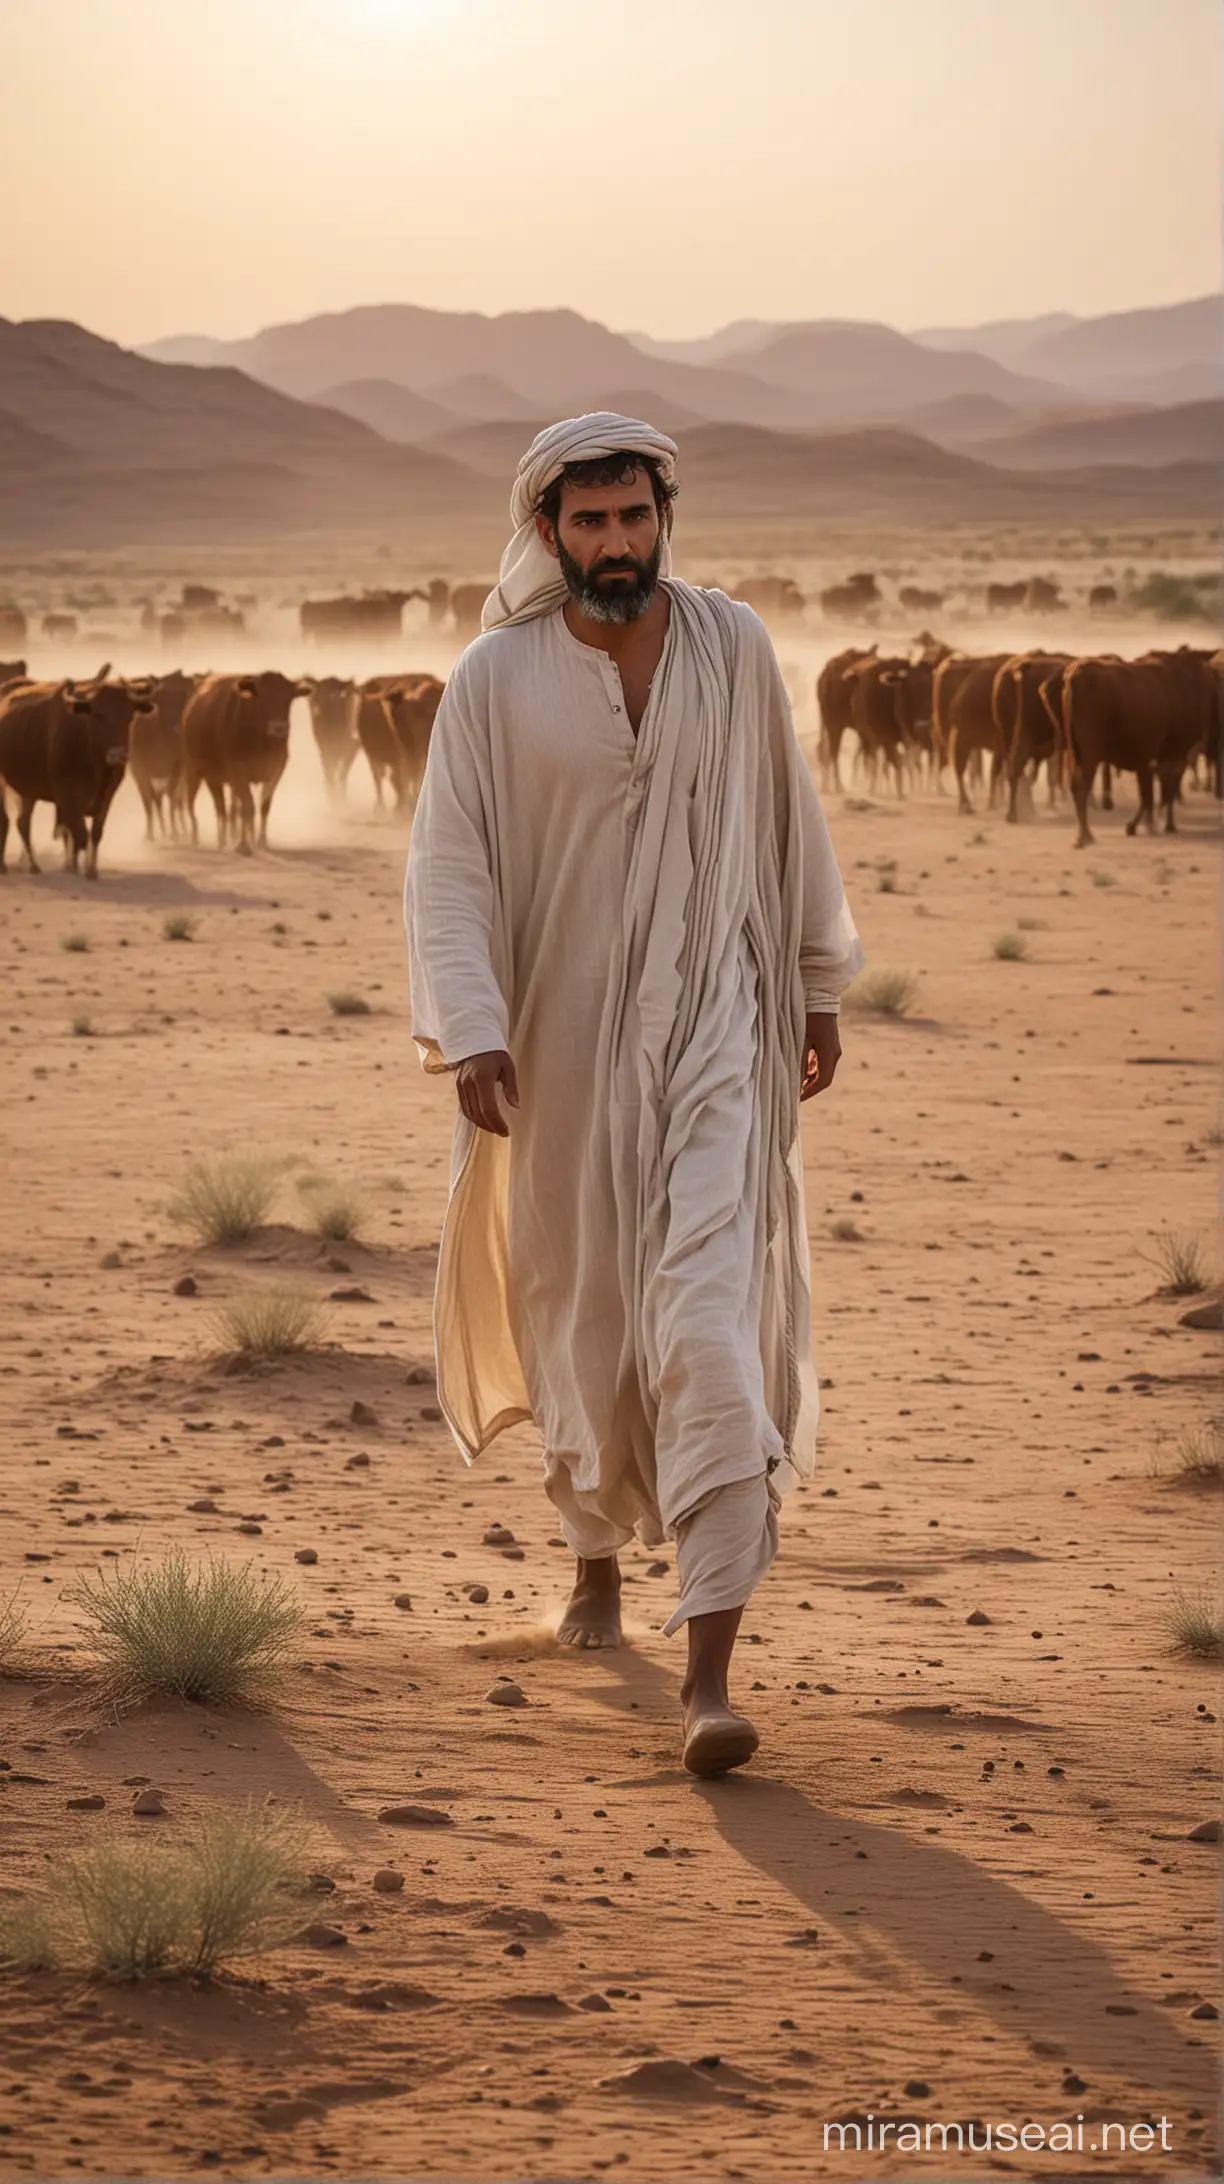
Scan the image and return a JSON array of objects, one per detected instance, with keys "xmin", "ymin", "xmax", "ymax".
[{"xmin": 405, "ymin": 414, "xmax": 863, "ymax": 1776}]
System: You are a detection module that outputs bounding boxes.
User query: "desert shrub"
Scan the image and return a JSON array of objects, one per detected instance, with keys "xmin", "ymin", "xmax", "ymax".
[
  {"xmin": 66, "ymin": 1552, "xmax": 304, "ymax": 1707},
  {"xmin": 1131, "ymin": 572, "xmax": 1213, "ymax": 622},
  {"xmin": 299, "ymin": 1180, "xmax": 367, "ymax": 1242},
  {"xmin": 0, "ymin": 1802, "xmax": 309, "ymax": 1981},
  {"xmin": 1089, "ymin": 868, "xmax": 1117, "ymax": 888},
  {"xmin": 829, "ymin": 1217, "xmax": 864, "ymax": 1243},
  {"xmin": 72, "ymin": 1013, "xmax": 95, "ymax": 1038},
  {"xmin": 328, "ymin": 990, "xmax": 371, "ymax": 1017},
  {"xmin": 215, "ymin": 1282, "xmax": 327, "ymax": 1356},
  {"xmin": 1170, "ymin": 1421, "xmax": 1224, "ymax": 1486},
  {"xmin": 0, "ymin": 1589, "xmax": 26, "ymax": 1673},
  {"xmin": 842, "ymin": 968, "xmax": 918, "ymax": 1018},
  {"xmin": 170, "ymin": 1154, "xmax": 279, "ymax": 1245},
  {"xmin": 163, "ymin": 912, "xmax": 197, "ymax": 942},
  {"xmin": 992, "ymin": 932, "xmax": 1028, "ymax": 961},
  {"xmin": 1148, "ymin": 1229, "xmax": 1209, "ymax": 1298},
  {"xmin": 1166, "ymin": 1588, "xmax": 1224, "ymax": 1660},
  {"xmin": 61, "ymin": 932, "xmax": 90, "ymax": 953}
]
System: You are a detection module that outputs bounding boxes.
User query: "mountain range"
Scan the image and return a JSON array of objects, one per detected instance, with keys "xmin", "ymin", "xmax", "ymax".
[{"xmin": 0, "ymin": 296, "xmax": 1216, "ymax": 547}]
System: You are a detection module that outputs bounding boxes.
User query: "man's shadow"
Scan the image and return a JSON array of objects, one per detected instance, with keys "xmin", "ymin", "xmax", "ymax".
[{"xmin": 573, "ymin": 1644, "xmax": 1212, "ymax": 2110}]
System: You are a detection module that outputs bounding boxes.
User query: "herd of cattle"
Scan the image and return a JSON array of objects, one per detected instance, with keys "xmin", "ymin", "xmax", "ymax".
[
  {"xmin": 0, "ymin": 664, "xmax": 442, "ymax": 874},
  {"xmin": 0, "ymin": 632, "xmax": 1217, "ymax": 877},
  {"xmin": 817, "ymin": 638, "xmax": 1221, "ymax": 846}
]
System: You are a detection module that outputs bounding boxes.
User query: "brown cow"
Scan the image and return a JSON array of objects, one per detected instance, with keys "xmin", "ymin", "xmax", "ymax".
[
  {"xmin": 379, "ymin": 675, "xmax": 445, "ymax": 813},
  {"xmin": 129, "ymin": 669, "xmax": 198, "ymax": 839},
  {"xmin": 845, "ymin": 655, "xmax": 910, "ymax": 797},
  {"xmin": 986, "ymin": 580, "xmax": 1027, "ymax": 614},
  {"xmin": 353, "ymin": 674, "xmax": 406, "ymax": 808},
  {"xmin": 993, "ymin": 652, "xmax": 1070, "ymax": 821},
  {"xmin": 933, "ymin": 653, "xmax": 1011, "ymax": 812},
  {"xmin": 732, "ymin": 576, "xmax": 806, "ymax": 623},
  {"xmin": 182, "ymin": 672, "xmax": 307, "ymax": 852},
  {"xmin": 1060, "ymin": 653, "xmax": 1211, "ymax": 848},
  {"xmin": 41, "ymin": 612, "xmax": 78, "ymax": 641},
  {"xmin": 0, "ymin": 607, "xmax": 27, "ymax": 650},
  {"xmin": 1089, "ymin": 583, "xmax": 1118, "ymax": 612},
  {"xmin": 299, "ymin": 590, "xmax": 423, "ymax": 645},
  {"xmin": 820, "ymin": 572, "xmax": 880, "ymax": 623},
  {"xmin": 899, "ymin": 584, "xmax": 945, "ymax": 614},
  {"xmin": 450, "ymin": 583, "xmax": 492, "ymax": 641},
  {"xmin": 306, "ymin": 676, "xmax": 359, "ymax": 801},
  {"xmin": 0, "ymin": 659, "xmax": 27, "ymax": 691},
  {"xmin": 816, "ymin": 646, "xmax": 875, "ymax": 791},
  {"xmin": 0, "ymin": 675, "xmax": 153, "ymax": 877}
]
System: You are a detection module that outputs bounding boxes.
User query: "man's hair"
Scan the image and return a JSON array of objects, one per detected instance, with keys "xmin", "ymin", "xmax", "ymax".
[{"xmin": 537, "ymin": 451, "xmax": 678, "ymax": 530}]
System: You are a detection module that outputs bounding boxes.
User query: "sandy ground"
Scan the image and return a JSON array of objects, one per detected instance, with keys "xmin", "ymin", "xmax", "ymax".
[{"xmin": 0, "ymin": 731, "xmax": 1219, "ymax": 2181}]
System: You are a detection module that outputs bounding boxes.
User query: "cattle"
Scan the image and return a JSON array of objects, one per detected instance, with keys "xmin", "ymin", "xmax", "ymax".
[
  {"xmin": 899, "ymin": 585, "xmax": 945, "ymax": 614},
  {"xmin": 353, "ymin": 675, "xmax": 407, "ymax": 807},
  {"xmin": 820, "ymin": 572, "xmax": 880, "ymax": 623},
  {"xmin": 1025, "ymin": 576, "xmax": 1062, "ymax": 613},
  {"xmin": 300, "ymin": 590, "xmax": 422, "ymax": 644},
  {"xmin": 1089, "ymin": 583, "xmax": 1118, "ymax": 612},
  {"xmin": 986, "ymin": 580, "xmax": 1027, "ymax": 614},
  {"xmin": 182, "ymin": 672, "xmax": 308, "ymax": 851},
  {"xmin": 0, "ymin": 607, "xmax": 27, "ymax": 650},
  {"xmin": 425, "ymin": 579, "xmax": 450, "ymax": 627},
  {"xmin": 307, "ymin": 677, "xmax": 359, "ymax": 801},
  {"xmin": 845, "ymin": 655, "xmax": 911, "ymax": 796},
  {"xmin": 816, "ymin": 646, "xmax": 875, "ymax": 791},
  {"xmin": 932, "ymin": 653, "xmax": 1011, "ymax": 812},
  {"xmin": 379, "ymin": 675, "xmax": 446, "ymax": 813},
  {"xmin": 129, "ymin": 669, "xmax": 198, "ymax": 838},
  {"xmin": 0, "ymin": 674, "xmax": 153, "ymax": 877},
  {"xmin": 41, "ymin": 613, "xmax": 78, "ymax": 641},
  {"xmin": 992, "ymin": 652, "xmax": 1070, "ymax": 821},
  {"xmin": 1059, "ymin": 652, "xmax": 1213, "ymax": 848},
  {"xmin": 732, "ymin": 576, "xmax": 806, "ymax": 623},
  {"xmin": 450, "ymin": 583, "xmax": 491, "ymax": 642},
  {"xmin": 0, "ymin": 659, "xmax": 27, "ymax": 691}
]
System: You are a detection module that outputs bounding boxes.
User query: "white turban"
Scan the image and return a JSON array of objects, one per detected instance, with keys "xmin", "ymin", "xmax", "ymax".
[{"xmin": 481, "ymin": 412, "xmax": 679, "ymax": 633}]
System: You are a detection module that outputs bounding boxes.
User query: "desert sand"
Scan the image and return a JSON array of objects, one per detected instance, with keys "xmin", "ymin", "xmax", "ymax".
[{"xmin": 0, "ymin": 700, "xmax": 1218, "ymax": 2180}]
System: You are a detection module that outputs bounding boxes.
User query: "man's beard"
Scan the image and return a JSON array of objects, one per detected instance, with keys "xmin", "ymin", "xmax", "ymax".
[{"xmin": 557, "ymin": 534, "xmax": 663, "ymax": 624}]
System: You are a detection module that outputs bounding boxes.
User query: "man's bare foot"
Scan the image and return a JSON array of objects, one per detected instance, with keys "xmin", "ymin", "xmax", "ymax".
[
  {"xmin": 557, "ymin": 1555, "xmax": 622, "ymax": 1649},
  {"xmin": 681, "ymin": 1683, "xmax": 759, "ymax": 1777}
]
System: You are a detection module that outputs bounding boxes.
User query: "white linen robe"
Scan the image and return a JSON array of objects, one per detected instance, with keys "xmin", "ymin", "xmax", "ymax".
[{"xmin": 404, "ymin": 583, "xmax": 863, "ymax": 1623}]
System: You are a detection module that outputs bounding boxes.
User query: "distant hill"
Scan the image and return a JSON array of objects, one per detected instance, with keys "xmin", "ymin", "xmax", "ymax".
[
  {"xmin": 312, "ymin": 378, "xmax": 459, "ymax": 441},
  {"xmin": 0, "ymin": 317, "xmax": 497, "ymax": 545},
  {"xmin": 429, "ymin": 373, "xmax": 542, "ymax": 420},
  {"xmin": 913, "ymin": 295, "xmax": 1221, "ymax": 406},
  {"xmin": 140, "ymin": 301, "xmax": 1075, "ymax": 432},
  {"xmin": 912, "ymin": 311, "xmax": 1080, "ymax": 365},
  {"xmin": 973, "ymin": 398, "xmax": 1224, "ymax": 472}
]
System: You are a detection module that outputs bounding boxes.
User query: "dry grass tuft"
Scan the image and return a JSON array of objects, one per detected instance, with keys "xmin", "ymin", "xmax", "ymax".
[
  {"xmin": 1148, "ymin": 1228, "xmax": 1210, "ymax": 1298},
  {"xmin": 72, "ymin": 1012, "xmax": 95, "ymax": 1038},
  {"xmin": 842, "ymin": 968, "xmax": 919, "ymax": 1018},
  {"xmin": 328, "ymin": 990, "xmax": 371, "ymax": 1017},
  {"xmin": 1089, "ymin": 868, "xmax": 1118, "ymax": 888},
  {"xmin": 1170, "ymin": 1421, "xmax": 1224, "ymax": 1487},
  {"xmin": 163, "ymin": 912, "xmax": 197, "ymax": 942},
  {"xmin": 170, "ymin": 1154, "xmax": 279, "ymax": 1246},
  {"xmin": 61, "ymin": 931, "xmax": 90, "ymax": 953},
  {"xmin": 66, "ymin": 1552, "xmax": 304, "ymax": 1708},
  {"xmin": 1165, "ymin": 1587, "xmax": 1224, "ymax": 1661},
  {"xmin": 0, "ymin": 1589, "xmax": 27, "ymax": 1674},
  {"xmin": 215, "ymin": 1282, "xmax": 328, "ymax": 1357},
  {"xmin": 829, "ymin": 1216, "xmax": 865, "ymax": 1243},
  {"xmin": 0, "ymin": 1802, "xmax": 310, "ymax": 1981},
  {"xmin": 992, "ymin": 931, "xmax": 1028, "ymax": 961},
  {"xmin": 298, "ymin": 1178, "xmax": 368, "ymax": 1242}
]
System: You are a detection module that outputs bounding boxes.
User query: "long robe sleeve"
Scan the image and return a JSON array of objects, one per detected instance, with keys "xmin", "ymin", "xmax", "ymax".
[
  {"xmin": 404, "ymin": 658, "xmax": 510, "ymax": 1074},
  {"xmin": 794, "ymin": 752, "xmax": 866, "ymax": 1012}
]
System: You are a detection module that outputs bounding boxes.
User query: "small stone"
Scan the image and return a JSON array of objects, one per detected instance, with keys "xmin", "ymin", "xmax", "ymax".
[
  {"xmin": 1180, "ymin": 1298, "xmax": 1224, "ymax": 1331},
  {"xmin": 903, "ymin": 2079, "xmax": 930, "ymax": 2099},
  {"xmin": 187, "ymin": 1497, "xmax": 217, "ymax": 1514},
  {"xmin": 1062, "ymin": 2073, "xmax": 1087, "ymax": 2095},
  {"xmin": 405, "ymin": 1364, "xmax": 433, "ymax": 1384},
  {"xmin": 965, "ymin": 1608, "xmax": 992, "ymax": 1626},
  {"xmin": 66, "ymin": 1794, "xmax": 106, "ymax": 1811},
  {"xmin": 486, "ymin": 1681, "xmax": 527, "ymax": 1708},
  {"xmin": 236, "ymin": 1520, "xmax": 262, "ymax": 1536},
  {"xmin": 1189, "ymin": 2001, "xmax": 1219, "ymax": 2020},
  {"xmin": 483, "ymin": 1524, "xmax": 515, "ymax": 1547},
  {"xmin": 377, "ymin": 1804, "xmax": 454, "ymax": 1828},
  {"xmin": 393, "ymin": 1593, "xmax": 413, "ymax": 1611},
  {"xmin": 467, "ymin": 1584, "xmax": 489, "ymax": 1604},
  {"xmin": 645, "ymin": 1560, "xmax": 669, "ymax": 1577},
  {"xmin": 579, "ymin": 1993, "xmax": 613, "ymax": 2011},
  {"xmin": 350, "ymin": 1400, "xmax": 379, "ymax": 1426},
  {"xmin": 1187, "ymin": 1820, "xmax": 1221, "ymax": 1843},
  {"xmin": 173, "ymin": 1275, "xmax": 198, "ymax": 1297},
  {"xmin": 304, "ymin": 1873, "xmax": 336, "ymax": 1893},
  {"xmin": 295, "ymin": 1547, "xmax": 319, "ymax": 1565},
  {"xmin": 373, "ymin": 1868, "xmax": 405, "ymax": 1893},
  {"xmin": 503, "ymin": 1941, "xmax": 526, "ymax": 1957},
  {"xmin": 419, "ymin": 1405, "xmax": 443, "ymax": 1422},
  {"xmin": 132, "ymin": 1789, "xmax": 166, "ymax": 1817},
  {"xmin": 298, "ymin": 1923, "xmax": 347, "ymax": 1948},
  {"xmin": 344, "ymin": 1453, "xmax": 370, "ymax": 1470},
  {"xmin": 329, "ymin": 1286, "xmax": 373, "ymax": 1302}
]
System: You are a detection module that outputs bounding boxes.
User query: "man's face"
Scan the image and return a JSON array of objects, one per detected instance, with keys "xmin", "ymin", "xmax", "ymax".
[{"xmin": 536, "ymin": 469, "xmax": 663, "ymax": 624}]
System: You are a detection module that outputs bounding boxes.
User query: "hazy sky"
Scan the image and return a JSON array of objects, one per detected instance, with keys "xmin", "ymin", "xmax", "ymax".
[{"xmin": 1, "ymin": 0, "xmax": 1218, "ymax": 344}]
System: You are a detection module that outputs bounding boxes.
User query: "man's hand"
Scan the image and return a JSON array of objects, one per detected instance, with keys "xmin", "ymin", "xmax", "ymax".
[
  {"xmin": 800, "ymin": 1012, "xmax": 841, "ymax": 1101},
  {"xmin": 454, "ymin": 1049, "xmax": 519, "ymax": 1136}
]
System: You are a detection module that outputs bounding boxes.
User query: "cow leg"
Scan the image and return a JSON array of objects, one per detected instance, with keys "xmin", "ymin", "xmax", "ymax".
[
  {"xmin": 1126, "ymin": 763, "xmax": 1155, "ymax": 837},
  {"xmin": 1070, "ymin": 764, "xmax": 1094, "ymax": 849},
  {"xmin": 16, "ymin": 799, "xmax": 43, "ymax": 874},
  {"xmin": 233, "ymin": 778, "xmax": 256, "ymax": 856},
  {"xmin": 204, "ymin": 777, "xmax": 227, "ymax": 849},
  {"xmin": 86, "ymin": 779, "xmax": 122, "ymax": 879},
  {"xmin": 1160, "ymin": 770, "xmax": 1179, "ymax": 833},
  {"xmin": 0, "ymin": 795, "xmax": 8, "ymax": 873},
  {"xmin": 1101, "ymin": 762, "xmax": 1114, "ymax": 811}
]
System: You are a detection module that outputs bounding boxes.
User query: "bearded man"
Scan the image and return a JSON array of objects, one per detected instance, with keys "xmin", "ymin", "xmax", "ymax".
[{"xmin": 405, "ymin": 414, "xmax": 863, "ymax": 1776}]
